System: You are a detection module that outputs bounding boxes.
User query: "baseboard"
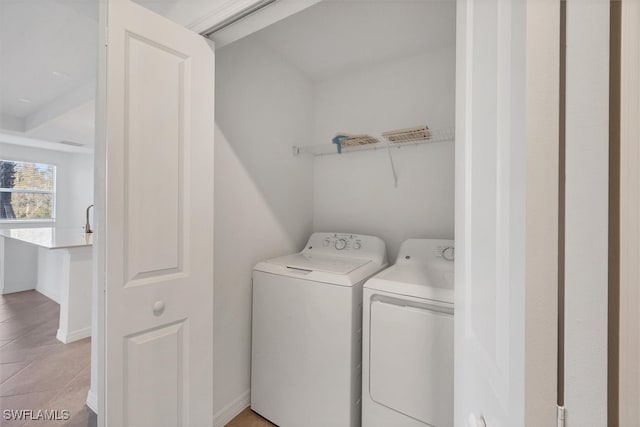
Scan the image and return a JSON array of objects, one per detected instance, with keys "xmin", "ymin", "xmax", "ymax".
[
  {"xmin": 1, "ymin": 282, "xmax": 36, "ymax": 295},
  {"xmin": 213, "ymin": 389, "xmax": 250, "ymax": 427},
  {"xmin": 56, "ymin": 326, "xmax": 92, "ymax": 343},
  {"xmin": 86, "ymin": 389, "xmax": 98, "ymax": 413},
  {"xmin": 35, "ymin": 286, "xmax": 60, "ymax": 304}
]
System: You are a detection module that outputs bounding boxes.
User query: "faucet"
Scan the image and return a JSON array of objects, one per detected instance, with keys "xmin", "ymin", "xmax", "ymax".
[{"xmin": 85, "ymin": 204, "xmax": 94, "ymax": 234}]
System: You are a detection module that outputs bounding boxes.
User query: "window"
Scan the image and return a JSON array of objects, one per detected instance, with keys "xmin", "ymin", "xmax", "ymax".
[{"xmin": 0, "ymin": 160, "xmax": 56, "ymax": 221}]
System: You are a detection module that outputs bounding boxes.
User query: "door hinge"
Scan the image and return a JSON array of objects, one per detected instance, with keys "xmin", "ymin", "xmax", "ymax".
[{"xmin": 557, "ymin": 405, "xmax": 566, "ymax": 427}]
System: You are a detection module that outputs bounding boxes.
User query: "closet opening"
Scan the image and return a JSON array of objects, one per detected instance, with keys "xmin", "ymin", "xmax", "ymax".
[{"xmin": 212, "ymin": 1, "xmax": 456, "ymax": 425}]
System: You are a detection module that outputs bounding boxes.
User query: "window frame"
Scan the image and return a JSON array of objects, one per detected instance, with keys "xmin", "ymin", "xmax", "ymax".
[{"xmin": 0, "ymin": 159, "xmax": 57, "ymax": 224}]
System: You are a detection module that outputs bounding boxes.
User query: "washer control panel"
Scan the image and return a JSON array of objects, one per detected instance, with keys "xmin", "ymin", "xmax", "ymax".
[
  {"xmin": 320, "ymin": 234, "xmax": 361, "ymax": 251},
  {"xmin": 302, "ymin": 233, "xmax": 387, "ymax": 265}
]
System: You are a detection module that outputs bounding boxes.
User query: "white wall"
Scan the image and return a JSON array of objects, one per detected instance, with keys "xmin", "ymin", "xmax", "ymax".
[
  {"xmin": 313, "ymin": 48, "xmax": 455, "ymax": 261},
  {"xmin": 213, "ymin": 37, "xmax": 315, "ymax": 423},
  {"xmin": 68, "ymin": 153, "xmax": 95, "ymax": 229},
  {"xmin": 214, "ymin": 28, "xmax": 456, "ymax": 422}
]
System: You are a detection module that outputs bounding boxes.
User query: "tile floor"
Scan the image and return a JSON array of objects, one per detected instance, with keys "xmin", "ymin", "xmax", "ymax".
[
  {"xmin": 0, "ymin": 291, "xmax": 275, "ymax": 427},
  {"xmin": 226, "ymin": 408, "xmax": 275, "ymax": 427},
  {"xmin": 0, "ymin": 290, "xmax": 94, "ymax": 427}
]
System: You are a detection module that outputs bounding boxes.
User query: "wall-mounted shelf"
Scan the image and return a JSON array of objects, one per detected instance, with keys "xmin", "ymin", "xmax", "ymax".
[{"xmin": 292, "ymin": 128, "xmax": 454, "ymax": 156}]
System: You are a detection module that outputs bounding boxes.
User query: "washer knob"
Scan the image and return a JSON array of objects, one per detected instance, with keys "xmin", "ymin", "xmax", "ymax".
[
  {"xmin": 323, "ymin": 239, "xmax": 330, "ymax": 247},
  {"xmin": 353, "ymin": 242, "xmax": 361, "ymax": 250},
  {"xmin": 335, "ymin": 239, "xmax": 347, "ymax": 250}
]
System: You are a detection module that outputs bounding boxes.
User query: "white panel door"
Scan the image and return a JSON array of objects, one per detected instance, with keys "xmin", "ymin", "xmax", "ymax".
[
  {"xmin": 102, "ymin": 1, "xmax": 214, "ymax": 425},
  {"xmin": 455, "ymin": 0, "xmax": 559, "ymax": 425},
  {"xmin": 455, "ymin": 3, "xmax": 519, "ymax": 425}
]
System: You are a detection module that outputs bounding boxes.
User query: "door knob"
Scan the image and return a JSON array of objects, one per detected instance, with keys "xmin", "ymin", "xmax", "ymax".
[{"xmin": 153, "ymin": 301, "xmax": 165, "ymax": 316}]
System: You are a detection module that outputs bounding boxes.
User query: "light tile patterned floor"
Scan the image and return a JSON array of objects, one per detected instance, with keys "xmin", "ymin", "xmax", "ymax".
[{"xmin": 0, "ymin": 291, "xmax": 94, "ymax": 427}]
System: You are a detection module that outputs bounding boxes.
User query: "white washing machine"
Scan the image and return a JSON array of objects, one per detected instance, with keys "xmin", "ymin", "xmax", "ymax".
[
  {"xmin": 362, "ymin": 239, "xmax": 455, "ymax": 427},
  {"xmin": 251, "ymin": 232, "xmax": 387, "ymax": 427}
]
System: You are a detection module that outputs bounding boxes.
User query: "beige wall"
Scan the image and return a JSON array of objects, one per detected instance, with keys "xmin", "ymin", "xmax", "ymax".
[
  {"xmin": 619, "ymin": 0, "xmax": 640, "ymax": 424},
  {"xmin": 563, "ymin": 1, "xmax": 611, "ymax": 425},
  {"xmin": 524, "ymin": 0, "xmax": 560, "ymax": 425}
]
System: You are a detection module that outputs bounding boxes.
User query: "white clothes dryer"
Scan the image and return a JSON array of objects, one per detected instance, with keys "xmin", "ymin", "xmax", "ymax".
[
  {"xmin": 362, "ymin": 239, "xmax": 454, "ymax": 427},
  {"xmin": 251, "ymin": 232, "xmax": 388, "ymax": 427}
]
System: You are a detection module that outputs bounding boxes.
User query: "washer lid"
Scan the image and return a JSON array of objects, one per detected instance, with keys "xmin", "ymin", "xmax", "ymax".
[{"xmin": 268, "ymin": 253, "xmax": 371, "ymax": 275}]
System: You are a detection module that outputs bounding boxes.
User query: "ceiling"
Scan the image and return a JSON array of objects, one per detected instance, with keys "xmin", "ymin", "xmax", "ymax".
[
  {"xmin": 134, "ymin": 0, "xmax": 228, "ymax": 28},
  {"xmin": 241, "ymin": 1, "xmax": 456, "ymax": 82},
  {"xmin": 0, "ymin": 0, "xmax": 455, "ymax": 152},
  {"xmin": 0, "ymin": 0, "xmax": 228, "ymax": 151},
  {"xmin": 0, "ymin": 0, "xmax": 97, "ymax": 150}
]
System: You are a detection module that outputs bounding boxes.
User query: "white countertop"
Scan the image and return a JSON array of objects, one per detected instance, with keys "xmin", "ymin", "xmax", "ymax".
[{"xmin": 0, "ymin": 227, "xmax": 93, "ymax": 249}]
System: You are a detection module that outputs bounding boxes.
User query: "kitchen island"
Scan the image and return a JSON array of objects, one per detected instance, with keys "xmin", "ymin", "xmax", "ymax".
[{"xmin": 0, "ymin": 227, "xmax": 93, "ymax": 343}]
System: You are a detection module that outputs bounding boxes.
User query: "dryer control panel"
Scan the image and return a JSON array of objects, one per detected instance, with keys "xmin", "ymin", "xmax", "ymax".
[
  {"xmin": 396, "ymin": 239, "xmax": 455, "ymax": 265},
  {"xmin": 302, "ymin": 233, "xmax": 387, "ymax": 266}
]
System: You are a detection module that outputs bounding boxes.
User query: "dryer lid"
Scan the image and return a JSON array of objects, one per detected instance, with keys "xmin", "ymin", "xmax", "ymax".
[
  {"xmin": 268, "ymin": 253, "xmax": 371, "ymax": 275},
  {"xmin": 365, "ymin": 264, "xmax": 454, "ymax": 304}
]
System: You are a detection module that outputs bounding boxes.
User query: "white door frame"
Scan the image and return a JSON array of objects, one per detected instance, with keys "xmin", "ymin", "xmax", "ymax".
[
  {"xmin": 619, "ymin": 0, "xmax": 640, "ymax": 424},
  {"xmin": 90, "ymin": 0, "xmax": 108, "ymax": 421}
]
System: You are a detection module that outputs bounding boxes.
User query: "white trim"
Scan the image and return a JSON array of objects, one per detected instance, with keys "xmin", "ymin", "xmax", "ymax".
[
  {"xmin": 187, "ymin": 0, "xmax": 270, "ymax": 34},
  {"xmin": 212, "ymin": 389, "xmax": 250, "ymax": 427},
  {"xmin": 0, "ymin": 237, "xmax": 5, "ymax": 294},
  {"xmin": 619, "ymin": 0, "xmax": 640, "ymax": 424},
  {"xmin": 0, "ymin": 220, "xmax": 55, "ymax": 225},
  {"xmin": 0, "ymin": 189, "xmax": 54, "ymax": 194},
  {"xmin": 56, "ymin": 325, "xmax": 91, "ymax": 344},
  {"xmin": 202, "ymin": 0, "xmax": 322, "ymax": 49},
  {"xmin": 86, "ymin": 389, "xmax": 98, "ymax": 414},
  {"xmin": 0, "ymin": 131, "xmax": 93, "ymax": 154},
  {"xmin": 94, "ymin": 0, "xmax": 107, "ymax": 424}
]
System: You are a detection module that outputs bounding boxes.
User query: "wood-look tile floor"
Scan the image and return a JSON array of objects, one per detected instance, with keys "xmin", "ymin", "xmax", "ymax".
[
  {"xmin": 0, "ymin": 291, "xmax": 95, "ymax": 427},
  {"xmin": 226, "ymin": 408, "xmax": 275, "ymax": 427},
  {"xmin": 0, "ymin": 291, "xmax": 278, "ymax": 427}
]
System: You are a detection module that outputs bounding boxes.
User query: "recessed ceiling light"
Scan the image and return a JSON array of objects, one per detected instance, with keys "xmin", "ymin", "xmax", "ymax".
[
  {"xmin": 52, "ymin": 71, "xmax": 70, "ymax": 78},
  {"xmin": 18, "ymin": 98, "xmax": 32, "ymax": 103}
]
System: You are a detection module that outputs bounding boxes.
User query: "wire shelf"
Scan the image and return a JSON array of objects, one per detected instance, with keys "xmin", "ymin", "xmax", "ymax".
[{"xmin": 292, "ymin": 128, "xmax": 454, "ymax": 156}]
